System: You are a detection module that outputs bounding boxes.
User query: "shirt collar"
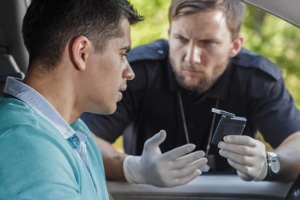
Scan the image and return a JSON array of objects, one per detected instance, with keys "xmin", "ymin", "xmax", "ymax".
[{"xmin": 4, "ymin": 76, "xmax": 75, "ymax": 138}]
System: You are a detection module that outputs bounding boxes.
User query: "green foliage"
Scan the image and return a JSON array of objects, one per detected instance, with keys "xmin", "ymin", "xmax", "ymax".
[
  {"xmin": 130, "ymin": 1, "xmax": 300, "ymax": 108},
  {"xmin": 242, "ymin": 6, "xmax": 300, "ymax": 107},
  {"xmin": 130, "ymin": 0, "xmax": 170, "ymax": 47}
]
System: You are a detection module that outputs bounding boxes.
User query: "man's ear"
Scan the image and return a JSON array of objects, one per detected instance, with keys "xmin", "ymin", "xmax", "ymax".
[
  {"xmin": 229, "ymin": 35, "xmax": 244, "ymax": 58},
  {"xmin": 71, "ymin": 36, "xmax": 90, "ymax": 71}
]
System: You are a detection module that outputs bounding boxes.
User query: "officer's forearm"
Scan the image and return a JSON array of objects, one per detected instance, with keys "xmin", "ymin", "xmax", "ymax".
[{"xmin": 274, "ymin": 131, "xmax": 300, "ymax": 181}]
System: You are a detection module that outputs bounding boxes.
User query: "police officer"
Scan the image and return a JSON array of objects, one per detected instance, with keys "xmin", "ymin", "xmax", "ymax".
[{"xmin": 81, "ymin": 0, "xmax": 300, "ymax": 186}]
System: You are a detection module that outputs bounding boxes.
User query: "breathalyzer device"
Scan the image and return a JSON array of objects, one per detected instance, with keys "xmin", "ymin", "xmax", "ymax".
[{"xmin": 211, "ymin": 108, "xmax": 247, "ymax": 145}]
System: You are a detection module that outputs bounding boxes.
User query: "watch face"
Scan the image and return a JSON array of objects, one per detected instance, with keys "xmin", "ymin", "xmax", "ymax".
[
  {"xmin": 271, "ymin": 159, "xmax": 280, "ymax": 174},
  {"xmin": 267, "ymin": 152, "xmax": 280, "ymax": 175}
]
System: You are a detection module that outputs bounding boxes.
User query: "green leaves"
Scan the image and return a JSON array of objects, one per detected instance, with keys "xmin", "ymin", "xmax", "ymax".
[{"xmin": 242, "ymin": 6, "xmax": 300, "ymax": 107}]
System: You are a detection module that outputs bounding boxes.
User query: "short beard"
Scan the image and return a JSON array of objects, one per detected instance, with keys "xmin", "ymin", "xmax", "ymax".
[{"xmin": 174, "ymin": 59, "xmax": 229, "ymax": 94}]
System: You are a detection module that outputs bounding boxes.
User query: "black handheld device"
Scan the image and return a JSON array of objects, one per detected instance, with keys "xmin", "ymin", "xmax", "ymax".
[{"xmin": 211, "ymin": 108, "xmax": 247, "ymax": 145}]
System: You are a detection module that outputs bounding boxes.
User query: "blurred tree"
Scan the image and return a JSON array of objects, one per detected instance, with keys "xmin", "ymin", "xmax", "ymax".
[
  {"xmin": 242, "ymin": 6, "xmax": 300, "ymax": 107},
  {"xmin": 130, "ymin": 0, "xmax": 170, "ymax": 46}
]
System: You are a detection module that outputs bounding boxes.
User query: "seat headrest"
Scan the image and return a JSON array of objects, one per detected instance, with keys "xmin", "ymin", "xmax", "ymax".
[
  {"xmin": 0, "ymin": 54, "xmax": 25, "ymax": 82},
  {"xmin": 0, "ymin": 0, "xmax": 30, "ymax": 75},
  {"xmin": 0, "ymin": 0, "xmax": 29, "ymax": 96}
]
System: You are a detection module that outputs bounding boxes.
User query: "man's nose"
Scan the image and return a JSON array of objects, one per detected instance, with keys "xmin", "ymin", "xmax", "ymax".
[
  {"xmin": 184, "ymin": 45, "xmax": 201, "ymax": 64},
  {"xmin": 123, "ymin": 61, "xmax": 135, "ymax": 80}
]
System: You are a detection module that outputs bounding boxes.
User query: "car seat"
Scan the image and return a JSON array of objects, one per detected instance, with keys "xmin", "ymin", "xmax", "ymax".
[{"xmin": 0, "ymin": 0, "xmax": 30, "ymax": 96}]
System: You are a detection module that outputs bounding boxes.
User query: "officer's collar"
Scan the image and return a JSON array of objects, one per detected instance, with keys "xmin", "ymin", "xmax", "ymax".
[{"xmin": 167, "ymin": 59, "xmax": 233, "ymax": 102}]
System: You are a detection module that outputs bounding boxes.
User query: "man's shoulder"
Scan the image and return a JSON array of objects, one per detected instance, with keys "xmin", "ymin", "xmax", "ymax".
[
  {"xmin": 0, "ymin": 98, "xmax": 37, "ymax": 127},
  {"xmin": 232, "ymin": 48, "xmax": 282, "ymax": 80},
  {"xmin": 127, "ymin": 39, "xmax": 169, "ymax": 63}
]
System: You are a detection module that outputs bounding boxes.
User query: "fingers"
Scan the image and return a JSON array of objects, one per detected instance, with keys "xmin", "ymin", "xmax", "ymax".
[
  {"xmin": 164, "ymin": 156, "xmax": 207, "ymax": 187},
  {"xmin": 227, "ymin": 158, "xmax": 250, "ymax": 173},
  {"xmin": 159, "ymin": 157, "xmax": 207, "ymax": 187},
  {"xmin": 223, "ymin": 135, "xmax": 257, "ymax": 147},
  {"xmin": 138, "ymin": 131, "xmax": 210, "ymax": 187},
  {"xmin": 219, "ymin": 145, "xmax": 265, "ymax": 166},
  {"xmin": 218, "ymin": 136, "xmax": 264, "ymax": 157},
  {"xmin": 171, "ymin": 169, "xmax": 202, "ymax": 187},
  {"xmin": 218, "ymin": 135, "xmax": 267, "ymax": 181},
  {"xmin": 161, "ymin": 143, "xmax": 197, "ymax": 161},
  {"xmin": 159, "ymin": 149, "xmax": 207, "ymax": 180},
  {"xmin": 219, "ymin": 149, "xmax": 252, "ymax": 166},
  {"xmin": 170, "ymin": 150, "xmax": 206, "ymax": 169},
  {"xmin": 173, "ymin": 157, "xmax": 207, "ymax": 178},
  {"xmin": 218, "ymin": 143, "xmax": 255, "ymax": 158},
  {"xmin": 143, "ymin": 130, "xmax": 166, "ymax": 152}
]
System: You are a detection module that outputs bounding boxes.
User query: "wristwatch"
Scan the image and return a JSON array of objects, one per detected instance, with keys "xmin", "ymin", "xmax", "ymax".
[{"xmin": 266, "ymin": 152, "xmax": 280, "ymax": 179}]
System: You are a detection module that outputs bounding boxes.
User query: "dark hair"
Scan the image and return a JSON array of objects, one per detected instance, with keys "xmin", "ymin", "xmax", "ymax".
[
  {"xmin": 22, "ymin": 0, "xmax": 143, "ymax": 70},
  {"xmin": 168, "ymin": 0, "xmax": 245, "ymax": 39}
]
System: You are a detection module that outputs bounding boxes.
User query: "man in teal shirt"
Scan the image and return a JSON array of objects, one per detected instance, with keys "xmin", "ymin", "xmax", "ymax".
[
  {"xmin": 0, "ymin": 0, "xmax": 143, "ymax": 199},
  {"xmin": 0, "ymin": 78, "xmax": 106, "ymax": 198}
]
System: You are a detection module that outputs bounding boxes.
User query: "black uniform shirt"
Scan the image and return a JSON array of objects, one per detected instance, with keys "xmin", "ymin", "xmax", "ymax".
[{"xmin": 81, "ymin": 39, "xmax": 300, "ymax": 173}]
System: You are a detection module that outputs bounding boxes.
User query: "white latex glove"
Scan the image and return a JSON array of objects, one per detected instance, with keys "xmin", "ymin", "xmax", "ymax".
[
  {"xmin": 218, "ymin": 135, "xmax": 267, "ymax": 181},
  {"xmin": 123, "ymin": 130, "xmax": 208, "ymax": 187}
]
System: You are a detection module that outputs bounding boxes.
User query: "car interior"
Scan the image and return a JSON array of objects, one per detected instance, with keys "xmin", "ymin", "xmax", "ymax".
[
  {"xmin": 1, "ymin": 0, "xmax": 300, "ymax": 199},
  {"xmin": 0, "ymin": 0, "xmax": 29, "ymax": 96}
]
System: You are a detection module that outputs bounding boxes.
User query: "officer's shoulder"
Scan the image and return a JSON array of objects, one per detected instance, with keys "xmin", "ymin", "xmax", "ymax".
[
  {"xmin": 232, "ymin": 48, "xmax": 282, "ymax": 80},
  {"xmin": 127, "ymin": 39, "xmax": 168, "ymax": 63}
]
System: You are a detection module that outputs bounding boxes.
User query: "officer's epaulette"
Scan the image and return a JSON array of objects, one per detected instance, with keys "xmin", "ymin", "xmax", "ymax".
[
  {"xmin": 127, "ymin": 39, "xmax": 168, "ymax": 63},
  {"xmin": 232, "ymin": 48, "xmax": 282, "ymax": 80}
]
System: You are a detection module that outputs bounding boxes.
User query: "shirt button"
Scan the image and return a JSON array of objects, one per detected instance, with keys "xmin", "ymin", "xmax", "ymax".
[{"xmin": 67, "ymin": 134, "xmax": 81, "ymax": 149}]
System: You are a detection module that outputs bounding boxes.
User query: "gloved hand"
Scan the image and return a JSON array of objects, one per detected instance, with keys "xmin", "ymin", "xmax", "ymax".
[
  {"xmin": 218, "ymin": 135, "xmax": 267, "ymax": 181},
  {"xmin": 123, "ymin": 130, "xmax": 208, "ymax": 187}
]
